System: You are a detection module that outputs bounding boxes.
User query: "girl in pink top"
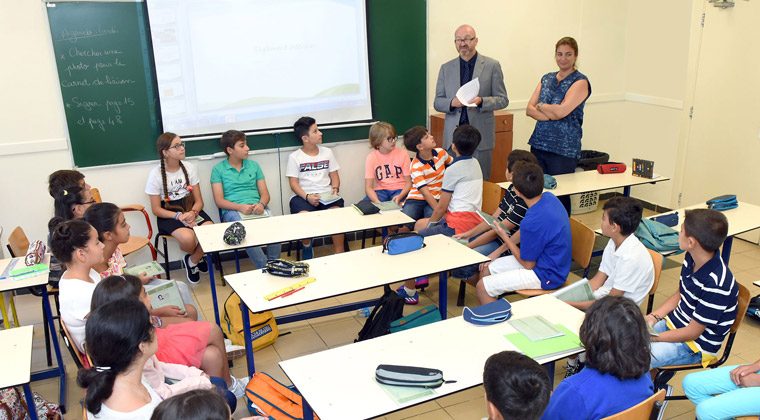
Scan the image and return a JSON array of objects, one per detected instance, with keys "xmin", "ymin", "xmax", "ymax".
[{"xmin": 364, "ymin": 122, "xmax": 412, "ymax": 204}]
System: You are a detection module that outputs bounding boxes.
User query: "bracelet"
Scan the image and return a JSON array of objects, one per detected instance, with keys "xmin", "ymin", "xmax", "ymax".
[
  {"xmin": 174, "ymin": 212, "xmax": 182, "ymax": 220},
  {"xmin": 652, "ymin": 314, "xmax": 663, "ymax": 321}
]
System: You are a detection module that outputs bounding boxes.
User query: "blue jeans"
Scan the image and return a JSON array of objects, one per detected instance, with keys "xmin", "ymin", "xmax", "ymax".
[
  {"xmin": 401, "ymin": 199, "xmax": 434, "ymax": 220},
  {"xmin": 650, "ymin": 319, "xmax": 702, "ymax": 368},
  {"xmin": 683, "ymin": 364, "xmax": 760, "ymax": 420},
  {"xmin": 209, "ymin": 376, "xmax": 238, "ymax": 413},
  {"xmin": 221, "ymin": 209, "xmax": 282, "ymax": 269},
  {"xmin": 370, "ymin": 189, "xmax": 402, "ymax": 202}
]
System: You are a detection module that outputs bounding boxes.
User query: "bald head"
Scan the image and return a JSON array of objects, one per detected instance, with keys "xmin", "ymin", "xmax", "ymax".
[{"xmin": 454, "ymin": 24, "xmax": 478, "ymax": 61}]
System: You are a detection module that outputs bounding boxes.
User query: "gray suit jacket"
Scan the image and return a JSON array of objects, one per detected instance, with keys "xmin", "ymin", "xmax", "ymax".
[{"xmin": 433, "ymin": 54, "xmax": 509, "ymax": 151}]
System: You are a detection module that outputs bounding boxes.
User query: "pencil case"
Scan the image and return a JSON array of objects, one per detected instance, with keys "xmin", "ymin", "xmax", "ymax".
[
  {"xmin": 375, "ymin": 364, "xmax": 453, "ymax": 388},
  {"xmin": 25, "ymin": 240, "xmax": 46, "ymax": 266},
  {"xmin": 706, "ymin": 194, "xmax": 738, "ymax": 211},
  {"xmin": 543, "ymin": 174, "xmax": 557, "ymax": 189},
  {"xmin": 262, "ymin": 259, "xmax": 309, "ymax": 277},
  {"xmin": 223, "ymin": 222, "xmax": 246, "ymax": 245},
  {"xmin": 597, "ymin": 162, "xmax": 627, "ymax": 174},
  {"xmin": 383, "ymin": 232, "xmax": 425, "ymax": 255},
  {"xmin": 463, "ymin": 299, "xmax": 512, "ymax": 326},
  {"xmin": 650, "ymin": 212, "xmax": 679, "ymax": 227}
]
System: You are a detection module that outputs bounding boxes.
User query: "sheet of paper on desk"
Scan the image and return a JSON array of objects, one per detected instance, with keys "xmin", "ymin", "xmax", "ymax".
[
  {"xmin": 505, "ymin": 324, "xmax": 582, "ymax": 359},
  {"xmin": 509, "ymin": 315, "xmax": 564, "ymax": 341},
  {"xmin": 552, "ymin": 279, "xmax": 594, "ymax": 303},
  {"xmin": 238, "ymin": 208, "xmax": 271, "ymax": 220},
  {"xmin": 379, "ymin": 383, "xmax": 435, "ymax": 404},
  {"xmin": 456, "ymin": 77, "xmax": 480, "ymax": 107}
]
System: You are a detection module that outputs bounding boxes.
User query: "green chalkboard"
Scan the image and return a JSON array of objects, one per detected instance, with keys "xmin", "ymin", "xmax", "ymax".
[{"xmin": 46, "ymin": 1, "xmax": 426, "ymax": 168}]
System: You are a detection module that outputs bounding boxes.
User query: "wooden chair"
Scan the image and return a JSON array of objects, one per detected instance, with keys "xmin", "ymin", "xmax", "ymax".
[
  {"xmin": 455, "ymin": 181, "xmax": 506, "ymax": 305},
  {"xmin": 59, "ymin": 318, "xmax": 91, "ymax": 369},
  {"xmin": 654, "ymin": 283, "xmax": 751, "ymax": 399},
  {"xmin": 645, "ymin": 249, "xmax": 663, "ymax": 314},
  {"xmin": 0, "ymin": 226, "xmax": 20, "ymax": 329},
  {"xmin": 7, "ymin": 226, "xmax": 59, "ymax": 366},
  {"xmin": 601, "ymin": 389, "xmax": 665, "ymax": 420},
  {"xmin": 91, "ymin": 187, "xmax": 158, "ymax": 261},
  {"xmin": 515, "ymin": 217, "xmax": 596, "ymax": 297}
]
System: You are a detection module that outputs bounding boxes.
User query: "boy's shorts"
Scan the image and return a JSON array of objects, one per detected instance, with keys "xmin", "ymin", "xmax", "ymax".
[
  {"xmin": 482, "ymin": 256, "xmax": 541, "ymax": 296},
  {"xmin": 372, "ymin": 189, "xmax": 402, "ymax": 202},
  {"xmin": 289, "ymin": 195, "xmax": 345, "ymax": 214}
]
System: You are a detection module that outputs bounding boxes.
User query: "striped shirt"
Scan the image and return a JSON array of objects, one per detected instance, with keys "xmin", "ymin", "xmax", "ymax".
[
  {"xmin": 497, "ymin": 184, "xmax": 528, "ymax": 235},
  {"xmin": 407, "ymin": 148, "xmax": 453, "ymax": 201},
  {"xmin": 667, "ymin": 252, "xmax": 738, "ymax": 355}
]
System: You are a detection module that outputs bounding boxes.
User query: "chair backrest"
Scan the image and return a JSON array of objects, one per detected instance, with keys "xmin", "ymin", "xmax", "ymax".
[
  {"xmin": 647, "ymin": 249, "xmax": 663, "ymax": 295},
  {"xmin": 482, "ymin": 181, "xmax": 504, "ymax": 214},
  {"xmin": 7, "ymin": 226, "xmax": 30, "ymax": 258},
  {"xmin": 570, "ymin": 217, "xmax": 596, "ymax": 269},
  {"xmin": 731, "ymin": 283, "xmax": 750, "ymax": 334},
  {"xmin": 601, "ymin": 389, "xmax": 665, "ymax": 420},
  {"xmin": 91, "ymin": 187, "xmax": 102, "ymax": 204},
  {"xmin": 59, "ymin": 318, "xmax": 91, "ymax": 369}
]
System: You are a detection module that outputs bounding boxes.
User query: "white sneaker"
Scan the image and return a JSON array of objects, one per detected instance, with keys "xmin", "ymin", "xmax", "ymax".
[{"xmin": 228, "ymin": 375, "xmax": 249, "ymax": 399}]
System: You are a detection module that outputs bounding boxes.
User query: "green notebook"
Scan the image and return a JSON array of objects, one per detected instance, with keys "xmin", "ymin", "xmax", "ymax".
[
  {"xmin": 379, "ymin": 383, "xmax": 435, "ymax": 404},
  {"xmin": 506, "ymin": 323, "xmax": 583, "ymax": 359},
  {"xmin": 125, "ymin": 261, "xmax": 166, "ymax": 278},
  {"xmin": 372, "ymin": 201, "xmax": 401, "ymax": 211},
  {"xmin": 146, "ymin": 280, "xmax": 185, "ymax": 314},
  {"xmin": 238, "ymin": 208, "xmax": 271, "ymax": 220},
  {"xmin": 552, "ymin": 279, "xmax": 594, "ymax": 303}
]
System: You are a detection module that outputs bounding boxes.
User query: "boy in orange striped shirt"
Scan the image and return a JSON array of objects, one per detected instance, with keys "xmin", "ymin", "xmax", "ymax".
[{"xmin": 401, "ymin": 126, "xmax": 453, "ymax": 223}]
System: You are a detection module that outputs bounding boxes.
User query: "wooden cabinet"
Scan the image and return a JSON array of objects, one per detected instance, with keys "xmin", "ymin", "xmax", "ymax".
[{"xmin": 429, "ymin": 111, "xmax": 513, "ymax": 182}]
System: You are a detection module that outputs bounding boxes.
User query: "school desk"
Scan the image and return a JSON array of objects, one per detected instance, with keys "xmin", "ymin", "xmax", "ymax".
[
  {"xmin": 224, "ymin": 234, "xmax": 489, "ymax": 377},
  {"xmin": 498, "ymin": 167, "xmax": 669, "ymax": 198},
  {"xmin": 0, "ymin": 326, "xmax": 39, "ymax": 420},
  {"xmin": 279, "ymin": 294, "xmax": 584, "ymax": 420},
  {"xmin": 0, "ymin": 256, "xmax": 66, "ymax": 412},
  {"xmin": 194, "ymin": 207, "xmax": 414, "ymax": 325}
]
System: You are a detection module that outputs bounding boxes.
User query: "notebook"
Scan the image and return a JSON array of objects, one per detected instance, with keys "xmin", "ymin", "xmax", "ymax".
[
  {"xmin": 124, "ymin": 261, "xmax": 166, "ymax": 278},
  {"xmin": 146, "ymin": 280, "xmax": 185, "ymax": 314},
  {"xmin": 372, "ymin": 201, "xmax": 401, "ymax": 211},
  {"xmin": 318, "ymin": 192, "xmax": 342, "ymax": 205},
  {"xmin": 506, "ymin": 323, "xmax": 583, "ymax": 359},
  {"xmin": 552, "ymin": 279, "xmax": 594, "ymax": 303},
  {"xmin": 238, "ymin": 208, "xmax": 271, "ymax": 220}
]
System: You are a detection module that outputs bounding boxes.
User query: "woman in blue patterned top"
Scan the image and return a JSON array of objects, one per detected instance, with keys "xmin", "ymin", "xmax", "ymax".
[{"xmin": 526, "ymin": 37, "xmax": 592, "ymax": 213}]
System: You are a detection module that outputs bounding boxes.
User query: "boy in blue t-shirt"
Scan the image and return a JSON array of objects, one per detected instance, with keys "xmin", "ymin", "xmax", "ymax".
[
  {"xmin": 475, "ymin": 162, "xmax": 571, "ymax": 304},
  {"xmin": 211, "ymin": 130, "xmax": 281, "ymax": 268},
  {"xmin": 647, "ymin": 208, "xmax": 738, "ymax": 370}
]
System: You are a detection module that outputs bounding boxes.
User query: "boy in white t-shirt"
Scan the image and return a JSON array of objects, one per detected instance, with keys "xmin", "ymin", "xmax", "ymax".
[
  {"xmin": 562, "ymin": 196, "xmax": 654, "ymax": 377},
  {"xmin": 285, "ymin": 116, "xmax": 345, "ymax": 259}
]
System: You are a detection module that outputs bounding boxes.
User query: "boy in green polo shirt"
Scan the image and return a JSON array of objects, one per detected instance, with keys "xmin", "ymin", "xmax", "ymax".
[{"xmin": 211, "ymin": 129, "xmax": 281, "ymax": 268}]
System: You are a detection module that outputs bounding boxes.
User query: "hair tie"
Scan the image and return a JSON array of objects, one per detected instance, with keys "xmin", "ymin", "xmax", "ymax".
[
  {"xmin": 63, "ymin": 189, "xmax": 69, "ymax": 196},
  {"xmin": 95, "ymin": 366, "xmax": 111, "ymax": 373}
]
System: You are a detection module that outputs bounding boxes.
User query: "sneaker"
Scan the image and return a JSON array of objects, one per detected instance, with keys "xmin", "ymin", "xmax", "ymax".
[
  {"xmin": 196, "ymin": 256, "xmax": 208, "ymax": 273},
  {"xmin": 564, "ymin": 360, "xmax": 584, "ymax": 378},
  {"xmin": 654, "ymin": 384, "xmax": 673, "ymax": 420},
  {"xmin": 228, "ymin": 375, "xmax": 249, "ymax": 399},
  {"xmin": 414, "ymin": 276, "xmax": 429, "ymax": 289},
  {"xmin": 224, "ymin": 338, "xmax": 245, "ymax": 360},
  {"xmin": 396, "ymin": 286, "xmax": 419, "ymax": 305},
  {"xmin": 183, "ymin": 254, "xmax": 201, "ymax": 284}
]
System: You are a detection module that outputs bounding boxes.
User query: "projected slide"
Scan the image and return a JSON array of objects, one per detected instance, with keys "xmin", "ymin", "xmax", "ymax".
[{"xmin": 146, "ymin": 0, "xmax": 372, "ymax": 136}]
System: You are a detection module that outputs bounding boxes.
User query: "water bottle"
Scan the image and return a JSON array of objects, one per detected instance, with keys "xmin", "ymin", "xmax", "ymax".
[{"xmin": 357, "ymin": 307, "xmax": 372, "ymax": 317}]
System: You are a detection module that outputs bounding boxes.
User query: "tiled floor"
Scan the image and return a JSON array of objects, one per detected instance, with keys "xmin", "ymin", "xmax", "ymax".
[{"xmin": 8, "ymin": 203, "xmax": 760, "ymax": 419}]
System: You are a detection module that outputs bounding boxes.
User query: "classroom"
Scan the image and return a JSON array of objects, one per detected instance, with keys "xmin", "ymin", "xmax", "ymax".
[{"xmin": 1, "ymin": 0, "xmax": 759, "ymax": 419}]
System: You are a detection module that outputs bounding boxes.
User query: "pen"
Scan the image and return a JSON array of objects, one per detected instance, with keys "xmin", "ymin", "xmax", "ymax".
[{"xmin": 278, "ymin": 287, "xmax": 305, "ymax": 299}]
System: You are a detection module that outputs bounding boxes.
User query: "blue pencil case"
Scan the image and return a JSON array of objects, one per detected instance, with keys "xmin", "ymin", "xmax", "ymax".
[
  {"xmin": 463, "ymin": 299, "xmax": 512, "ymax": 326},
  {"xmin": 651, "ymin": 212, "xmax": 679, "ymax": 227},
  {"xmin": 706, "ymin": 194, "xmax": 738, "ymax": 211}
]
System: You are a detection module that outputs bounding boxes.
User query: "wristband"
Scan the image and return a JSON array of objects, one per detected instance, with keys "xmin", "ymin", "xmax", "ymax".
[
  {"xmin": 174, "ymin": 212, "xmax": 182, "ymax": 220},
  {"xmin": 652, "ymin": 314, "xmax": 663, "ymax": 322}
]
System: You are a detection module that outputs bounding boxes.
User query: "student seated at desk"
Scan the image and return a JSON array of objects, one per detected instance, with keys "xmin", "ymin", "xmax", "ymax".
[
  {"xmin": 483, "ymin": 350, "xmax": 551, "ymax": 420},
  {"xmin": 646, "ymin": 209, "xmax": 738, "ymax": 372},
  {"xmin": 51, "ymin": 183, "xmax": 95, "ymax": 221},
  {"xmin": 48, "ymin": 169, "xmax": 91, "ymax": 199},
  {"xmin": 150, "ymin": 389, "xmax": 267, "ymax": 420},
  {"xmin": 475, "ymin": 163, "xmax": 570, "ymax": 304},
  {"xmin": 400, "ymin": 126, "xmax": 453, "ymax": 225},
  {"xmin": 453, "ymin": 149, "xmax": 538, "ymax": 282},
  {"xmin": 363, "ymin": 121, "xmax": 411, "ymax": 206},
  {"xmin": 84, "ymin": 202, "xmax": 198, "ymax": 320},
  {"xmin": 542, "ymin": 296, "xmax": 654, "ymax": 420},
  {"xmin": 79, "ymin": 299, "xmax": 164, "ymax": 419},
  {"xmin": 145, "ymin": 132, "xmax": 214, "ymax": 284},
  {"xmin": 683, "ymin": 354, "xmax": 760, "ymax": 420},
  {"xmin": 211, "ymin": 130, "xmax": 281, "ymax": 269},
  {"xmin": 286, "ymin": 116, "xmax": 345, "ymax": 260}
]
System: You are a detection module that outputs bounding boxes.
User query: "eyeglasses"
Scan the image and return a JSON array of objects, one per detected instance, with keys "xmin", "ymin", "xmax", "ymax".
[
  {"xmin": 386, "ymin": 136, "xmax": 398, "ymax": 143},
  {"xmin": 455, "ymin": 37, "xmax": 476, "ymax": 44},
  {"xmin": 169, "ymin": 142, "xmax": 186, "ymax": 150}
]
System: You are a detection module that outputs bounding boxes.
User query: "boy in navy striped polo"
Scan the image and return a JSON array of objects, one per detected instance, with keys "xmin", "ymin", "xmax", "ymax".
[{"xmin": 646, "ymin": 209, "xmax": 738, "ymax": 370}]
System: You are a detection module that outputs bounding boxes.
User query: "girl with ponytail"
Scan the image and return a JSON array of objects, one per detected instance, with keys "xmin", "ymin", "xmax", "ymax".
[
  {"xmin": 144, "ymin": 133, "xmax": 213, "ymax": 284},
  {"xmin": 78, "ymin": 299, "xmax": 162, "ymax": 418}
]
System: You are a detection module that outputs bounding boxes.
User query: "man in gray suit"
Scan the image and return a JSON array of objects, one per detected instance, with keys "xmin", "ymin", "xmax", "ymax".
[{"xmin": 434, "ymin": 24, "xmax": 508, "ymax": 179}]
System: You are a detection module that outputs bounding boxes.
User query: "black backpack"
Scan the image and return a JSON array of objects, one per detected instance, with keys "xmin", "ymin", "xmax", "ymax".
[
  {"xmin": 355, "ymin": 285, "xmax": 405, "ymax": 342},
  {"xmin": 747, "ymin": 294, "xmax": 760, "ymax": 322}
]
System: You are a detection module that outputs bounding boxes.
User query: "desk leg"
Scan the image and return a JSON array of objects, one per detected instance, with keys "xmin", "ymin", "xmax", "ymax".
[
  {"xmin": 41, "ymin": 288, "xmax": 66, "ymax": 412},
  {"xmin": 22, "ymin": 384, "xmax": 39, "ymax": 420},
  {"xmin": 302, "ymin": 398, "xmax": 314, "ymax": 420},
  {"xmin": 240, "ymin": 300, "xmax": 255, "ymax": 378},
  {"xmin": 207, "ymin": 253, "xmax": 221, "ymax": 326},
  {"xmin": 543, "ymin": 361, "xmax": 555, "ymax": 381},
  {"xmin": 439, "ymin": 271, "xmax": 448, "ymax": 320},
  {"xmin": 722, "ymin": 236, "xmax": 734, "ymax": 264},
  {"xmin": 382, "ymin": 226, "xmax": 388, "ymax": 239},
  {"xmin": 623, "ymin": 185, "xmax": 631, "ymax": 197}
]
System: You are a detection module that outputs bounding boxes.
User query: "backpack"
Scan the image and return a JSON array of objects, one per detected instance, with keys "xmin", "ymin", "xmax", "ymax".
[
  {"xmin": 355, "ymin": 285, "xmax": 404, "ymax": 342},
  {"xmin": 223, "ymin": 291, "xmax": 278, "ymax": 350},
  {"xmin": 747, "ymin": 294, "xmax": 760, "ymax": 322},
  {"xmin": 635, "ymin": 219, "xmax": 681, "ymax": 253},
  {"xmin": 245, "ymin": 372, "xmax": 319, "ymax": 420},
  {"xmin": 0, "ymin": 387, "xmax": 62, "ymax": 420}
]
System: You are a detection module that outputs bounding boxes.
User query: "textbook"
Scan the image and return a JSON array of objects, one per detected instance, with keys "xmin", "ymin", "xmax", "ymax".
[
  {"xmin": 0, "ymin": 258, "xmax": 49, "ymax": 280},
  {"xmin": 238, "ymin": 208, "xmax": 271, "ymax": 220},
  {"xmin": 552, "ymin": 278, "xmax": 594, "ymax": 303},
  {"xmin": 506, "ymin": 322, "xmax": 582, "ymax": 359},
  {"xmin": 146, "ymin": 280, "xmax": 185, "ymax": 314},
  {"xmin": 372, "ymin": 201, "xmax": 401, "ymax": 211},
  {"xmin": 476, "ymin": 210, "xmax": 499, "ymax": 229},
  {"xmin": 125, "ymin": 261, "xmax": 166, "ymax": 278},
  {"xmin": 509, "ymin": 315, "xmax": 565, "ymax": 341},
  {"xmin": 318, "ymin": 192, "xmax": 342, "ymax": 205}
]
